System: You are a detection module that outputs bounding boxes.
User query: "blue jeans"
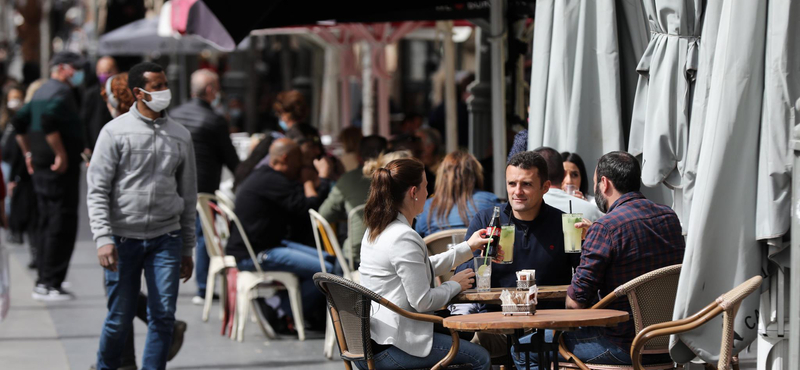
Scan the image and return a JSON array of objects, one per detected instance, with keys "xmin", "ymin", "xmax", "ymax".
[
  {"xmin": 512, "ymin": 327, "xmax": 631, "ymax": 370},
  {"xmin": 354, "ymin": 333, "xmax": 491, "ymax": 370},
  {"xmin": 97, "ymin": 232, "xmax": 182, "ymax": 370},
  {"xmin": 194, "ymin": 215, "xmax": 209, "ymax": 297},
  {"xmin": 236, "ymin": 240, "xmax": 338, "ymax": 321}
]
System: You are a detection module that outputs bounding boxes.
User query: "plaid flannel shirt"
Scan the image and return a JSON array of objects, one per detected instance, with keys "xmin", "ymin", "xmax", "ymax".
[{"xmin": 567, "ymin": 192, "xmax": 685, "ymax": 351}]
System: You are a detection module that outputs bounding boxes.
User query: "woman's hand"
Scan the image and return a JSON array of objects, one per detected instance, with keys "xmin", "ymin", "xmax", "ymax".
[
  {"xmin": 450, "ymin": 268, "xmax": 476, "ymax": 292},
  {"xmin": 466, "ymin": 229, "xmax": 493, "ymax": 252}
]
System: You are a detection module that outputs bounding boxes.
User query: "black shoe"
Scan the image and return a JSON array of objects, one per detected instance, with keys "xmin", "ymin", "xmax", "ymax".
[
  {"xmin": 255, "ymin": 299, "xmax": 295, "ymax": 335},
  {"xmin": 168, "ymin": 320, "xmax": 187, "ymax": 361}
]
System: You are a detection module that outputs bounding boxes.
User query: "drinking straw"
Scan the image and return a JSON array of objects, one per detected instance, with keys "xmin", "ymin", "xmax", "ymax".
[{"xmin": 569, "ymin": 200, "xmax": 573, "ymax": 214}]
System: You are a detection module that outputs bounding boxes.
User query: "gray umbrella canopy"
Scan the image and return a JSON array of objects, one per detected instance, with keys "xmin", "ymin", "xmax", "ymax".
[
  {"xmin": 628, "ymin": 0, "xmax": 703, "ymax": 190},
  {"xmin": 98, "ymin": 17, "xmax": 219, "ymax": 56},
  {"xmin": 527, "ymin": 0, "xmax": 635, "ymax": 172},
  {"xmin": 671, "ymin": 0, "xmax": 768, "ymax": 363}
]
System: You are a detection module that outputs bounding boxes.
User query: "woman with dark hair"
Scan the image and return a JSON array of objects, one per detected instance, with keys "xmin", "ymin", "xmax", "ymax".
[
  {"xmin": 561, "ymin": 151, "xmax": 590, "ymax": 201},
  {"xmin": 415, "ymin": 151, "xmax": 500, "ymax": 237},
  {"xmin": 358, "ymin": 158, "xmax": 493, "ymax": 370}
]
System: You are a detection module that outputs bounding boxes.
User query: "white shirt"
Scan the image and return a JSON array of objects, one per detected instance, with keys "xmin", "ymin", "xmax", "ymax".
[
  {"xmin": 358, "ymin": 214, "xmax": 474, "ymax": 357},
  {"xmin": 543, "ymin": 188, "xmax": 604, "ymax": 221}
]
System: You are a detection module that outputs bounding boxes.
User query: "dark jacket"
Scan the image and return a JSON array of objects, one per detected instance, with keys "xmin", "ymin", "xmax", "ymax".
[
  {"xmin": 81, "ymin": 84, "xmax": 113, "ymax": 151},
  {"xmin": 455, "ymin": 202, "xmax": 579, "ymax": 308},
  {"xmin": 226, "ymin": 165, "xmax": 329, "ymax": 262},
  {"xmin": 13, "ymin": 79, "xmax": 84, "ymax": 169},
  {"xmin": 170, "ymin": 98, "xmax": 239, "ymax": 194}
]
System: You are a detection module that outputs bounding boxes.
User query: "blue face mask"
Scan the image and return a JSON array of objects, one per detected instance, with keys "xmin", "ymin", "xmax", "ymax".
[
  {"xmin": 69, "ymin": 69, "xmax": 85, "ymax": 86},
  {"xmin": 211, "ymin": 92, "xmax": 221, "ymax": 107},
  {"xmin": 279, "ymin": 120, "xmax": 289, "ymax": 131}
]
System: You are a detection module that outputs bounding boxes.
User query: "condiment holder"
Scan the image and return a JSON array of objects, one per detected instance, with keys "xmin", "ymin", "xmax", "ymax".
[
  {"xmin": 516, "ymin": 269, "xmax": 536, "ymax": 290},
  {"xmin": 500, "ymin": 286, "xmax": 538, "ymax": 316}
]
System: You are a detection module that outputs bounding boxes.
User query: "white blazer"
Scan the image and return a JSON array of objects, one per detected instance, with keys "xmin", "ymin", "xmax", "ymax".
[{"xmin": 359, "ymin": 214, "xmax": 474, "ymax": 357}]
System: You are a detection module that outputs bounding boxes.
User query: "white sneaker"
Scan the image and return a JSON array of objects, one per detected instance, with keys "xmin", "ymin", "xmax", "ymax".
[
  {"xmin": 191, "ymin": 296, "xmax": 204, "ymax": 305},
  {"xmin": 32, "ymin": 286, "xmax": 74, "ymax": 302}
]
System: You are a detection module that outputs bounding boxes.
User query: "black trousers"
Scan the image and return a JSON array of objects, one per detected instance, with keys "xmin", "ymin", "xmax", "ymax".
[{"xmin": 32, "ymin": 166, "xmax": 79, "ymax": 288}]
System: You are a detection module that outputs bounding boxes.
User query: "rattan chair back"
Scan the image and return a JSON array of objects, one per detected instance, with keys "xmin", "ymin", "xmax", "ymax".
[{"xmin": 614, "ymin": 264, "xmax": 682, "ymax": 353}]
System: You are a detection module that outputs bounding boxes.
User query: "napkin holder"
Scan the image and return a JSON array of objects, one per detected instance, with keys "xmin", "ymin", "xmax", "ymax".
[{"xmin": 501, "ymin": 303, "xmax": 536, "ymax": 316}]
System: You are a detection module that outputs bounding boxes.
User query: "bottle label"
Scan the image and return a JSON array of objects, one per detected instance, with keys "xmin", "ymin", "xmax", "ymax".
[{"xmin": 485, "ymin": 226, "xmax": 501, "ymax": 237}]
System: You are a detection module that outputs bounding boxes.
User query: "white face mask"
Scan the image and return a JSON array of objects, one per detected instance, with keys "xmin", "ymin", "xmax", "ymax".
[
  {"xmin": 6, "ymin": 99, "xmax": 21, "ymax": 110},
  {"xmin": 139, "ymin": 88, "xmax": 172, "ymax": 112}
]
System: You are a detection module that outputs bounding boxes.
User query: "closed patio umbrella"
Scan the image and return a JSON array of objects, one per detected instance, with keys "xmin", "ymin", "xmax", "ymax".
[
  {"xmin": 628, "ymin": 0, "xmax": 703, "ymax": 190},
  {"xmin": 670, "ymin": 0, "xmax": 767, "ymax": 363},
  {"xmin": 98, "ymin": 17, "xmax": 219, "ymax": 56},
  {"xmin": 527, "ymin": 0, "xmax": 635, "ymax": 172}
]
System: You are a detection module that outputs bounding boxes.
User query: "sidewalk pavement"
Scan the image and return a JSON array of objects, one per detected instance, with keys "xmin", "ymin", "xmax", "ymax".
[{"xmin": 1, "ymin": 238, "xmax": 342, "ymax": 370}]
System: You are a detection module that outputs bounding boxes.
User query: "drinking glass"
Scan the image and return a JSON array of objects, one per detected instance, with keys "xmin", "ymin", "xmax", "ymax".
[
  {"xmin": 562, "ymin": 213, "xmax": 583, "ymax": 253},
  {"xmin": 498, "ymin": 225, "xmax": 515, "ymax": 264},
  {"xmin": 564, "ymin": 184, "xmax": 577, "ymax": 197},
  {"xmin": 474, "ymin": 257, "xmax": 492, "ymax": 292}
]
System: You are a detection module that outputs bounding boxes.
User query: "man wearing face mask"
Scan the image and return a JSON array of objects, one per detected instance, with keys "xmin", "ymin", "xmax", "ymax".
[
  {"xmin": 87, "ymin": 62, "xmax": 197, "ymax": 370},
  {"xmin": 81, "ymin": 56, "xmax": 117, "ymax": 154},
  {"xmin": 13, "ymin": 51, "xmax": 86, "ymax": 301},
  {"xmin": 169, "ymin": 68, "xmax": 239, "ymax": 305}
]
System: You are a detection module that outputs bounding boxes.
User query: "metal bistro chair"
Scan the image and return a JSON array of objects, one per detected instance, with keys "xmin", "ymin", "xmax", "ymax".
[
  {"xmin": 196, "ymin": 193, "xmax": 238, "ymax": 323},
  {"xmin": 558, "ymin": 264, "xmax": 683, "ymax": 370},
  {"xmin": 422, "ymin": 228, "xmax": 468, "ymax": 287},
  {"xmin": 631, "ymin": 275, "xmax": 763, "ymax": 370},
  {"xmin": 309, "ymin": 209, "xmax": 360, "ymax": 359},
  {"xmin": 313, "ymin": 272, "xmax": 472, "ymax": 370},
  {"xmin": 216, "ymin": 202, "xmax": 306, "ymax": 342},
  {"xmin": 214, "ymin": 189, "xmax": 236, "ymax": 211}
]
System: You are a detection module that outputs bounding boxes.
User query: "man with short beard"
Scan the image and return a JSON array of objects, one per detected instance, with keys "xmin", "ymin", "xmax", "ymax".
[{"xmin": 512, "ymin": 151, "xmax": 685, "ymax": 370}]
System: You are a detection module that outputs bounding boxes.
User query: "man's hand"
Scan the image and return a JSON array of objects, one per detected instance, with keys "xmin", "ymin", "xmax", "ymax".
[
  {"xmin": 98, "ymin": 244, "xmax": 118, "ymax": 272},
  {"xmin": 575, "ymin": 218, "xmax": 592, "ymax": 240},
  {"xmin": 180, "ymin": 256, "xmax": 194, "ymax": 283},
  {"xmin": 51, "ymin": 153, "xmax": 68, "ymax": 174},
  {"xmin": 313, "ymin": 157, "xmax": 332, "ymax": 179},
  {"xmin": 7, "ymin": 181, "xmax": 15, "ymax": 196},
  {"xmin": 25, "ymin": 155, "xmax": 34, "ymax": 175}
]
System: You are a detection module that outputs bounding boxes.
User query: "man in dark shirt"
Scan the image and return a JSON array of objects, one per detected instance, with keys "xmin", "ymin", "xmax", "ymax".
[
  {"xmin": 512, "ymin": 151, "xmax": 685, "ymax": 369},
  {"xmin": 453, "ymin": 151, "xmax": 578, "ymax": 358},
  {"xmin": 170, "ymin": 69, "xmax": 240, "ymax": 304},
  {"xmin": 226, "ymin": 138, "xmax": 334, "ymax": 326},
  {"xmin": 14, "ymin": 51, "xmax": 86, "ymax": 301}
]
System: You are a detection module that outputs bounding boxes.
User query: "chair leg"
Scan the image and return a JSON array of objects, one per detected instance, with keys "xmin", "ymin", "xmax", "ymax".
[
  {"xmin": 202, "ymin": 268, "xmax": 217, "ymax": 322},
  {"xmin": 286, "ymin": 283, "xmax": 306, "ymax": 341},
  {"xmin": 236, "ymin": 288, "xmax": 250, "ymax": 342},
  {"xmin": 323, "ymin": 312, "xmax": 336, "ymax": 359},
  {"xmin": 251, "ymin": 299, "xmax": 277, "ymax": 339}
]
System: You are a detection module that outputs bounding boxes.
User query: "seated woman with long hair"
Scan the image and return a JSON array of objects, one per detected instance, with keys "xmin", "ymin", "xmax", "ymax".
[
  {"xmin": 358, "ymin": 158, "xmax": 493, "ymax": 370},
  {"xmin": 415, "ymin": 151, "xmax": 500, "ymax": 237},
  {"xmin": 561, "ymin": 151, "xmax": 591, "ymax": 201}
]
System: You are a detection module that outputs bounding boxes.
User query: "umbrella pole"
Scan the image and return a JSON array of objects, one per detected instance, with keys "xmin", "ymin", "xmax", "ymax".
[
  {"xmin": 441, "ymin": 20, "xmax": 457, "ymax": 154},
  {"xmin": 790, "ymin": 124, "xmax": 800, "ymax": 370},
  {"xmin": 490, "ymin": 0, "xmax": 508, "ymax": 197}
]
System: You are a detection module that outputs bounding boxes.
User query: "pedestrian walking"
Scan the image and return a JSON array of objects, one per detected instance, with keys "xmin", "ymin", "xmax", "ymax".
[
  {"xmin": 169, "ymin": 69, "xmax": 239, "ymax": 306},
  {"xmin": 87, "ymin": 62, "xmax": 196, "ymax": 370},
  {"xmin": 13, "ymin": 51, "xmax": 86, "ymax": 301}
]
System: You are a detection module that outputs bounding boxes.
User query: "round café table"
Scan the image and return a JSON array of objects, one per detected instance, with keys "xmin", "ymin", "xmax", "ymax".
[
  {"xmin": 450, "ymin": 285, "xmax": 569, "ymax": 305},
  {"xmin": 443, "ymin": 309, "xmax": 629, "ymax": 370}
]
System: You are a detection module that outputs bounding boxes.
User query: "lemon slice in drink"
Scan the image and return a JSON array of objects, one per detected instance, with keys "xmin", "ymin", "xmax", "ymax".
[{"xmin": 477, "ymin": 265, "xmax": 488, "ymax": 276}]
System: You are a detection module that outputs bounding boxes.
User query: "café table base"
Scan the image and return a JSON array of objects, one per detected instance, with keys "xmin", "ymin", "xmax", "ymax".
[{"xmin": 507, "ymin": 329, "xmax": 562, "ymax": 370}]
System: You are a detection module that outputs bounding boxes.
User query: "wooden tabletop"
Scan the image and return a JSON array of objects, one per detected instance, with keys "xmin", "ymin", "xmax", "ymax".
[
  {"xmin": 450, "ymin": 285, "xmax": 569, "ymax": 304},
  {"xmin": 443, "ymin": 309, "xmax": 629, "ymax": 332}
]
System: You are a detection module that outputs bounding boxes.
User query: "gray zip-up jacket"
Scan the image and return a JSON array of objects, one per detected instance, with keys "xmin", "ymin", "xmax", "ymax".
[{"xmin": 87, "ymin": 102, "xmax": 197, "ymax": 256}]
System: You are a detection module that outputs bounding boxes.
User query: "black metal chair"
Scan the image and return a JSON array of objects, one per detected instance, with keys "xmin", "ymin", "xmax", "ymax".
[{"xmin": 313, "ymin": 272, "xmax": 472, "ymax": 370}]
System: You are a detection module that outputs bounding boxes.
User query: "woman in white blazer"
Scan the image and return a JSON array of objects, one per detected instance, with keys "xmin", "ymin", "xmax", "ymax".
[{"xmin": 357, "ymin": 158, "xmax": 494, "ymax": 370}]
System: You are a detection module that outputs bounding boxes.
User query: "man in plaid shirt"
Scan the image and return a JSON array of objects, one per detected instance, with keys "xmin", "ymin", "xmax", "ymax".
[{"xmin": 513, "ymin": 151, "xmax": 685, "ymax": 370}]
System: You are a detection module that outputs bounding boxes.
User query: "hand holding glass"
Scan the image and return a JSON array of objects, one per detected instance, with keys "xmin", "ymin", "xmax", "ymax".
[{"xmin": 562, "ymin": 213, "xmax": 584, "ymax": 253}]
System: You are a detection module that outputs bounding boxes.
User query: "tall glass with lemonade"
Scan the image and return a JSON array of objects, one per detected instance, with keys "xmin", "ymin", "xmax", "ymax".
[
  {"xmin": 498, "ymin": 225, "xmax": 515, "ymax": 264},
  {"xmin": 562, "ymin": 213, "xmax": 583, "ymax": 253}
]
